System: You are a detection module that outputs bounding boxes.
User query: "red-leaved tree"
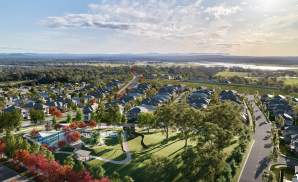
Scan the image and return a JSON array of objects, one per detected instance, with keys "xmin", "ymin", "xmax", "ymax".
[
  {"xmin": 88, "ymin": 120, "xmax": 97, "ymax": 128},
  {"xmin": 66, "ymin": 131, "xmax": 81, "ymax": 143},
  {"xmin": 58, "ymin": 140, "xmax": 66, "ymax": 148},
  {"xmin": 0, "ymin": 140, "xmax": 6, "ymax": 158}
]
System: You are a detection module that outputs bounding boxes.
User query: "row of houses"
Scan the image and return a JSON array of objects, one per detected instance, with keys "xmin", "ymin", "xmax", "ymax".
[
  {"xmin": 1, "ymin": 80, "xmax": 123, "ymax": 122},
  {"xmin": 261, "ymin": 94, "xmax": 298, "ymax": 157},
  {"xmin": 188, "ymin": 89, "xmax": 214, "ymax": 109},
  {"xmin": 127, "ymin": 85, "xmax": 186, "ymax": 123},
  {"xmin": 118, "ymin": 83, "xmax": 151, "ymax": 105},
  {"xmin": 261, "ymin": 94, "xmax": 295, "ymax": 126},
  {"xmin": 187, "ymin": 89, "xmax": 242, "ymax": 109}
]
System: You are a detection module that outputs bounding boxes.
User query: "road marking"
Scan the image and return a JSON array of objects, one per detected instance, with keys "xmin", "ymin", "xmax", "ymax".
[{"xmin": 238, "ymin": 139, "xmax": 255, "ymax": 182}]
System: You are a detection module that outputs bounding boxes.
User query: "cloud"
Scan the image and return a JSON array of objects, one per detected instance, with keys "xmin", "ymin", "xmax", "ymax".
[
  {"xmin": 42, "ymin": 0, "xmax": 208, "ymax": 39},
  {"xmin": 204, "ymin": 5, "xmax": 241, "ymax": 19}
]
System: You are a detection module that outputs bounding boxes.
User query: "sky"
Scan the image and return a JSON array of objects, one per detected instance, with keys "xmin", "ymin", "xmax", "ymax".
[{"xmin": 0, "ymin": 0, "xmax": 298, "ymax": 56}]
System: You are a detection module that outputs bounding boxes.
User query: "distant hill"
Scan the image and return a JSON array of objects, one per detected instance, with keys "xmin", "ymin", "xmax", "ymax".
[{"xmin": 0, "ymin": 53, "xmax": 297, "ymax": 65}]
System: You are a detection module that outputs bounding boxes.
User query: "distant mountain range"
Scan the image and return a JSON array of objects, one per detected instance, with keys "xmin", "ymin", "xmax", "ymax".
[{"xmin": 0, "ymin": 53, "xmax": 298, "ymax": 65}]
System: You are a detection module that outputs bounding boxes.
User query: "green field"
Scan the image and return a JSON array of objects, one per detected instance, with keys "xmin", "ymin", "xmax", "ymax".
[
  {"xmin": 215, "ymin": 71, "xmax": 250, "ymax": 78},
  {"xmin": 280, "ymin": 77, "xmax": 298, "ymax": 86}
]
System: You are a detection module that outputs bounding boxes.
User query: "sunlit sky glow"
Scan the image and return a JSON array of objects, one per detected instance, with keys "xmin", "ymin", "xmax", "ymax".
[{"xmin": 0, "ymin": 0, "xmax": 298, "ymax": 56}]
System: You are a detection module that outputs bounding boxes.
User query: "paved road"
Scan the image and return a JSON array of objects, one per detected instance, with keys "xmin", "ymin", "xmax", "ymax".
[
  {"xmin": 0, "ymin": 165, "xmax": 32, "ymax": 182},
  {"xmin": 117, "ymin": 74, "xmax": 138, "ymax": 97},
  {"xmin": 240, "ymin": 95, "xmax": 273, "ymax": 182}
]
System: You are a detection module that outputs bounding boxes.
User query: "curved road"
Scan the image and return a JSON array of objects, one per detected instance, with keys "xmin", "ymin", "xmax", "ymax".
[{"xmin": 239, "ymin": 95, "xmax": 272, "ymax": 182}]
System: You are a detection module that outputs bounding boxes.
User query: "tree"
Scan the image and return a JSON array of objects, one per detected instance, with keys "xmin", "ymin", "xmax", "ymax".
[
  {"xmin": 4, "ymin": 132, "xmax": 17, "ymax": 158},
  {"xmin": 88, "ymin": 165, "xmax": 105, "ymax": 179},
  {"xmin": 58, "ymin": 140, "xmax": 66, "ymax": 148},
  {"xmin": 105, "ymin": 105, "xmax": 122, "ymax": 126},
  {"xmin": 66, "ymin": 113, "xmax": 72, "ymax": 123},
  {"xmin": 0, "ymin": 110, "xmax": 22, "ymax": 132},
  {"xmin": 0, "ymin": 140, "xmax": 6, "ymax": 158},
  {"xmin": 174, "ymin": 103, "xmax": 201, "ymax": 147},
  {"xmin": 123, "ymin": 176, "xmax": 134, "ymax": 182},
  {"xmin": 66, "ymin": 131, "xmax": 81, "ymax": 143},
  {"xmin": 49, "ymin": 107, "xmax": 63, "ymax": 118},
  {"xmin": 276, "ymin": 115, "xmax": 285, "ymax": 128},
  {"xmin": 262, "ymin": 170, "xmax": 277, "ymax": 182},
  {"xmin": 30, "ymin": 142, "xmax": 40, "ymax": 154},
  {"xmin": 30, "ymin": 109, "xmax": 45, "ymax": 124},
  {"xmin": 155, "ymin": 104, "xmax": 176, "ymax": 141},
  {"xmin": 75, "ymin": 109, "xmax": 83, "ymax": 121},
  {"xmin": 52, "ymin": 116, "xmax": 57, "ymax": 127},
  {"xmin": 94, "ymin": 102, "xmax": 105, "ymax": 125},
  {"xmin": 64, "ymin": 155, "xmax": 75, "ymax": 169},
  {"xmin": 205, "ymin": 102, "xmax": 243, "ymax": 135},
  {"xmin": 73, "ymin": 160, "xmax": 85, "ymax": 172},
  {"xmin": 138, "ymin": 112, "xmax": 156, "ymax": 133},
  {"xmin": 181, "ymin": 144, "xmax": 226, "ymax": 182}
]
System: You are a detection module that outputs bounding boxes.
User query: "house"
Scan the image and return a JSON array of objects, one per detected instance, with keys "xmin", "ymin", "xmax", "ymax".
[
  {"xmin": 34, "ymin": 103, "xmax": 50, "ymax": 115},
  {"xmin": 263, "ymin": 95, "xmax": 294, "ymax": 122},
  {"xmin": 83, "ymin": 103, "xmax": 98, "ymax": 121},
  {"xmin": 35, "ymin": 130, "xmax": 65, "ymax": 146},
  {"xmin": 188, "ymin": 89, "xmax": 213, "ymax": 109},
  {"xmin": 283, "ymin": 113, "xmax": 294, "ymax": 126},
  {"xmin": 219, "ymin": 90, "xmax": 241, "ymax": 104},
  {"xmin": 74, "ymin": 149, "xmax": 91, "ymax": 161},
  {"xmin": 3, "ymin": 105, "xmax": 30, "ymax": 119},
  {"xmin": 283, "ymin": 126, "xmax": 298, "ymax": 143},
  {"xmin": 127, "ymin": 106, "xmax": 151, "ymax": 123},
  {"xmin": 292, "ymin": 174, "xmax": 298, "ymax": 182}
]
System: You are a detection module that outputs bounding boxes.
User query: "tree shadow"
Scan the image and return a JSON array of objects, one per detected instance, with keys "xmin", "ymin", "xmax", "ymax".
[
  {"xmin": 259, "ymin": 122, "xmax": 266, "ymax": 126},
  {"xmin": 264, "ymin": 143, "xmax": 272, "ymax": 148},
  {"xmin": 263, "ymin": 135, "xmax": 270, "ymax": 140},
  {"xmin": 168, "ymin": 146, "xmax": 184, "ymax": 157},
  {"xmin": 255, "ymin": 157, "xmax": 270, "ymax": 179},
  {"xmin": 105, "ymin": 137, "xmax": 119, "ymax": 146},
  {"xmin": 91, "ymin": 148, "xmax": 113, "ymax": 156}
]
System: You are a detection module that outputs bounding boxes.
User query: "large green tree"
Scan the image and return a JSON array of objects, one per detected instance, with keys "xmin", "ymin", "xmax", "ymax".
[
  {"xmin": 155, "ymin": 104, "xmax": 176, "ymax": 141},
  {"xmin": 0, "ymin": 110, "xmax": 22, "ymax": 132},
  {"xmin": 138, "ymin": 112, "xmax": 156, "ymax": 133},
  {"xmin": 30, "ymin": 109, "xmax": 45, "ymax": 124}
]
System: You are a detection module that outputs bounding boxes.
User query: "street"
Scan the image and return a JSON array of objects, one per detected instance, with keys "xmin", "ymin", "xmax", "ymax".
[{"xmin": 239, "ymin": 95, "xmax": 273, "ymax": 182}]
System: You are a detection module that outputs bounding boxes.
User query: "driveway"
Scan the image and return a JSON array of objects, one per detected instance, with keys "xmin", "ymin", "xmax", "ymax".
[{"xmin": 239, "ymin": 95, "xmax": 273, "ymax": 182}]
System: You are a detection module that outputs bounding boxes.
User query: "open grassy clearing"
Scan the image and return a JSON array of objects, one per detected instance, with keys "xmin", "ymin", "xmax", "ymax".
[
  {"xmin": 86, "ymin": 130, "xmax": 239, "ymax": 182},
  {"xmin": 89, "ymin": 137, "xmax": 126, "ymax": 161},
  {"xmin": 280, "ymin": 77, "xmax": 298, "ymax": 86},
  {"xmin": 215, "ymin": 71, "xmax": 250, "ymax": 78}
]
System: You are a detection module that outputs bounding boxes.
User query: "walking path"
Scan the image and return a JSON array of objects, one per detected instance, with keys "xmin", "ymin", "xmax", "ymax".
[
  {"xmin": 56, "ymin": 134, "xmax": 132, "ymax": 165},
  {"xmin": 90, "ymin": 140, "xmax": 131, "ymax": 165}
]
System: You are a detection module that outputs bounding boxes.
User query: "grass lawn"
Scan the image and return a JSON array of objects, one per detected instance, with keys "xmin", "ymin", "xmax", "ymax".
[
  {"xmin": 90, "ymin": 144, "xmax": 126, "ymax": 161},
  {"xmin": 281, "ymin": 78, "xmax": 298, "ymax": 86},
  {"xmin": 54, "ymin": 153, "xmax": 72, "ymax": 164},
  {"xmin": 215, "ymin": 71, "xmax": 250, "ymax": 78},
  {"xmin": 87, "ymin": 130, "xmax": 239, "ymax": 182}
]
